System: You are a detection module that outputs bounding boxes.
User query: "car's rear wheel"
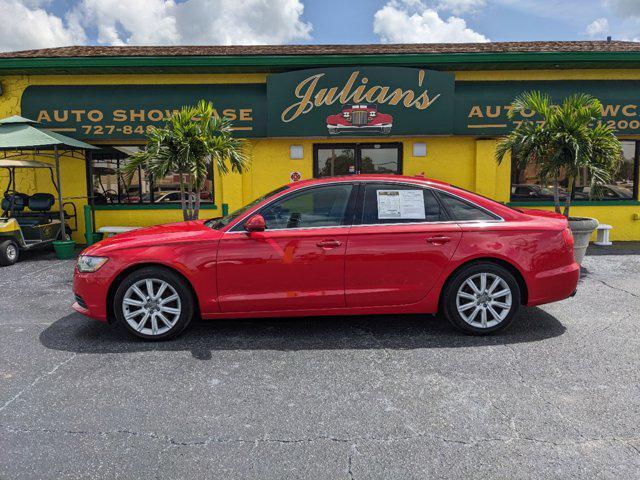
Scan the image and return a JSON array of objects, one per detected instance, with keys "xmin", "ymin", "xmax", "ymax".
[
  {"xmin": 442, "ymin": 262, "xmax": 520, "ymax": 335},
  {"xmin": 0, "ymin": 239, "xmax": 19, "ymax": 266},
  {"xmin": 113, "ymin": 267, "xmax": 194, "ymax": 340}
]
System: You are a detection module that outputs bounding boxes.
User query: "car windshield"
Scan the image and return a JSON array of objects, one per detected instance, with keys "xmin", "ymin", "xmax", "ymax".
[{"xmin": 204, "ymin": 186, "xmax": 290, "ymax": 230}]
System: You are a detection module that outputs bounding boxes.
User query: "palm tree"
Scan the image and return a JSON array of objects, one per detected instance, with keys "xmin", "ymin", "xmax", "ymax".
[
  {"xmin": 495, "ymin": 91, "xmax": 622, "ymax": 218},
  {"xmin": 125, "ymin": 100, "xmax": 249, "ymax": 221}
]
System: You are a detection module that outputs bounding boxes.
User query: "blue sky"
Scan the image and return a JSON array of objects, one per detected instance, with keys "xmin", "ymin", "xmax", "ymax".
[
  {"xmin": 1, "ymin": 0, "xmax": 639, "ymax": 53},
  {"xmin": 302, "ymin": 0, "xmax": 637, "ymax": 44}
]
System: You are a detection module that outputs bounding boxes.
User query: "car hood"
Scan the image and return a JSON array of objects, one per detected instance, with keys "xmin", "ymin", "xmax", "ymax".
[{"xmin": 83, "ymin": 220, "xmax": 222, "ymax": 255}]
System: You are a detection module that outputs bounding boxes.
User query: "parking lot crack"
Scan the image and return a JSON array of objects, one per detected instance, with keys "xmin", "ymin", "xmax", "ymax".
[
  {"xmin": 504, "ymin": 344, "xmax": 527, "ymax": 385},
  {"xmin": 0, "ymin": 353, "xmax": 77, "ymax": 413},
  {"xmin": 347, "ymin": 443, "xmax": 357, "ymax": 480},
  {"xmin": 592, "ymin": 278, "xmax": 640, "ymax": 298},
  {"xmin": 624, "ymin": 440, "xmax": 640, "ymax": 457},
  {"xmin": 6, "ymin": 424, "xmax": 639, "ymax": 454}
]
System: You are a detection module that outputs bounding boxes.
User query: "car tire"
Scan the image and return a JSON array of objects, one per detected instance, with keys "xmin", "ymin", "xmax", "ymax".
[
  {"xmin": 113, "ymin": 267, "xmax": 194, "ymax": 341},
  {"xmin": 442, "ymin": 262, "xmax": 521, "ymax": 335},
  {"xmin": 0, "ymin": 239, "xmax": 19, "ymax": 266}
]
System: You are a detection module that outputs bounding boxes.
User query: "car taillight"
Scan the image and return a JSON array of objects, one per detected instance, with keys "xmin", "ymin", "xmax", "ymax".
[{"xmin": 562, "ymin": 227, "xmax": 574, "ymax": 248}]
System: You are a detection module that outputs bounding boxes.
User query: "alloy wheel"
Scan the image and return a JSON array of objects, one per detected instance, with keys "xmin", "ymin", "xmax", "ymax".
[
  {"xmin": 6, "ymin": 243, "xmax": 17, "ymax": 262},
  {"xmin": 122, "ymin": 278, "xmax": 182, "ymax": 336},
  {"xmin": 455, "ymin": 272, "xmax": 512, "ymax": 329}
]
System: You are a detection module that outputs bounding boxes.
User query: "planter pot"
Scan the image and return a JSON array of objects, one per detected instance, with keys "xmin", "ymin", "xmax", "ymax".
[
  {"xmin": 52, "ymin": 240, "xmax": 76, "ymax": 260},
  {"xmin": 568, "ymin": 217, "xmax": 599, "ymax": 264}
]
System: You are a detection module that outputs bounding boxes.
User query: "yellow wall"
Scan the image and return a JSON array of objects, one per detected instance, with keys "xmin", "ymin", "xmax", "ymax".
[
  {"xmin": 93, "ymin": 207, "xmax": 220, "ymax": 232},
  {"xmin": 243, "ymin": 136, "xmax": 478, "ymax": 202},
  {"xmin": 1, "ymin": 69, "xmax": 640, "ymax": 242}
]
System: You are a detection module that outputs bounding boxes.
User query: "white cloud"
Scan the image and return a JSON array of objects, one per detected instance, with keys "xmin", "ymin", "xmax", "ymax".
[
  {"xmin": 173, "ymin": 0, "xmax": 312, "ymax": 45},
  {"xmin": 0, "ymin": 0, "xmax": 311, "ymax": 52},
  {"xmin": 0, "ymin": 0, "xmax": 85, "ymax": 52},
  {"xmin": 437, "ymin": 0, "xmax": 486, "ymax": 15},
  {"xmin": 373, "ymin": 0, "xmax": 489, "ymax": 43},
  {"xmin": 71, "ymin": 0, "xmax": 312, "ymax": 46},
  {"xmin": 69, "ymin": 0, "xmax": 179, "ymax": 46},
  {"xmin": 586, "ymin": 17, "xmax": 609, "ymax": 38}
]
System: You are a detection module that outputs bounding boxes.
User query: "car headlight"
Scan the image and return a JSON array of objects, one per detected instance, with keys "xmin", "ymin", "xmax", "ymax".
[{"xmin": 77, "ymin": 255, "xmax": 109, "ymax": 273}]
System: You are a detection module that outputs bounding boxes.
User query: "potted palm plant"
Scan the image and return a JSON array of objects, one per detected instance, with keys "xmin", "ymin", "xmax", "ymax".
[
  {"xmin": 125, "ymin": 100, "xmax": 249, "ymax": 221},
  {"xmin": 496, "ymin": 91, "xmax": 622, "ymax": 263}
]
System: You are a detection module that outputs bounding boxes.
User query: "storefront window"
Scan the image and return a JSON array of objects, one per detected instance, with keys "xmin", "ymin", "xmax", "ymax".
[
  {"xmin": 510, "ymin": 140, "xmax": 639, "ymax": 202},
  {"xmin": 90, "ymin": 146, "xmax": 214, "ymax": 205}
]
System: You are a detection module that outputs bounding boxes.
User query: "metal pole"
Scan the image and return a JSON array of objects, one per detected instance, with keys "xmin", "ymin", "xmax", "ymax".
[
  {"xmin": 54, "ymin": 146, "xmax": 66, "ymax": 240},
  {"xmin": 85, "ymin": 149, "xmax": 96, "ymax": 240}
]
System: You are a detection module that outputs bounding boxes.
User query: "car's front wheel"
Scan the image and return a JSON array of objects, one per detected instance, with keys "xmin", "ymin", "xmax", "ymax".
[
  {"xmin": 113, "ymin": 267, "xmax": 194, "ymax": 340},
  {"xmin": 442, "ymin": 262, "xmax": 520, "ymax": 335}
]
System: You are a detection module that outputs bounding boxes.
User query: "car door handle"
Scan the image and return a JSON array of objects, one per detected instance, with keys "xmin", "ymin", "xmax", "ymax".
[
  {"xmin": 316, "ymin": 239, "xmax": 342, "ymax": 249},
  {"xmin": 426, "ymin": 236, "xmax": 452, "ymax": 245}
]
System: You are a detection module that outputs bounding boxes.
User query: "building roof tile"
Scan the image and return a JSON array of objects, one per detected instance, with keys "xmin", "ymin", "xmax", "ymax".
[{"xmin": 1, "ymin": 41, "xmax": 639, "ymax": 58}]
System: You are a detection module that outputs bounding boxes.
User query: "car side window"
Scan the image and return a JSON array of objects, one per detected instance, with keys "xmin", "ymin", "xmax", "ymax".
[
  {"xmin": 436, "ymin": 192, "xmax": 499, "ymax": 221},
  {"xmin": 260, "ymin": 184, "xmax": 354, "ymax": 230},
  {"xmin": 361, "ymin": 183, "xmax": 446, "ymax": 224}
]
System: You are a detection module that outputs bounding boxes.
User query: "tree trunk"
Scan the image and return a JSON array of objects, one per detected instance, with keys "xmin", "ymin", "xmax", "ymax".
[
  {"xmin": 184, "ymin": 146, "xmax": 192, "ymax": 220},
  {"xmin": 563, "ymin": 176, "xmax": 574, "ymax": 218},
  {"xmin": 187, "ymin": 175, "xmax": 194, "ymax": 220},
  {"xmin": 553, "ymin": 178, "xmax": 561, "ymax": 214},
  {"xmin": 194, "ymin": 191, "xmax": 201, "ymax": 220},
  {"xmin": 178, "ymin": 173, "xmax": 188, "ymax": 221}
]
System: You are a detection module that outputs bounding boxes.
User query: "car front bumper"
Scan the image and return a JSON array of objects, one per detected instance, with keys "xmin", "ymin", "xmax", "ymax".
[
  {"xmin": 72, "ymin": 270, "xmax": 110, "ymax": 322},
  {"xmin": 327, "ymin": 123, "xmax": 392, "ymax": 134}
]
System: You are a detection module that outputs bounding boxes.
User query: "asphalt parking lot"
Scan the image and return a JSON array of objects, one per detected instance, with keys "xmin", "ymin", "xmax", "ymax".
[{"xmin": 1, "ymin": 248, "xmax": 639, "ymax": 479}]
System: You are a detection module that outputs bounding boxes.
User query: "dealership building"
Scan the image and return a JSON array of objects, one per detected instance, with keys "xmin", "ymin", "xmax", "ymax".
[{"xmin": 0, "ymin": 41, "xmax": 639, "ymax": 242}]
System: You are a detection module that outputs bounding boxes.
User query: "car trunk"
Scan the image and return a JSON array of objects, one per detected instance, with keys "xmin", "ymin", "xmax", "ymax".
[{"xmin": 514, "ymin": 208, "xmax": 569, "ymax": 226}]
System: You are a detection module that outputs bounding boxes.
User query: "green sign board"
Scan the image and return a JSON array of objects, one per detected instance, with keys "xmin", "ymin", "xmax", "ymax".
[
  {"xmin": 20, "ymin": 76, "xmax": 640, "ymax": 140},
  {"xmin": 454, "ymin": 80, "xmax": 640, "ymax": 135},
  {"xmin": 267, "ymin": 67, "xmax": 455, "ymax": 137},
  {"xmin": 21, "ymin": 84, "xmax": 267, "ymax": 139}
]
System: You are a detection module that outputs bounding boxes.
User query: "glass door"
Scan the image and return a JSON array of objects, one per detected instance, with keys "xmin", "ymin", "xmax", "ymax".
[
  {"xmin": 358, "ymin": 143, "xmax": 402, "ymax": 174},
  {"xmin": 314, "ymin": 143, "xmax": 402, "ymax": 178},
  {"xmin": 314, "ymin": 144, "xmax": 356, "ymax": 177}
]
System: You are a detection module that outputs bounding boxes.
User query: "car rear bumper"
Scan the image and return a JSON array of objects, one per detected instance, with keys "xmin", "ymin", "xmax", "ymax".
[{"xmin": 526, "ymin": 262, "xmax": 581, "ymax": 307}]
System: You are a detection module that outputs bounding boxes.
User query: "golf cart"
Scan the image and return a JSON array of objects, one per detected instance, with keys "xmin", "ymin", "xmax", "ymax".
[
  {"xmin": 0, "ymin": 159, "xmax": 78, "ymax": 265},
  {"xmin": 0, "ymin": 115, "xmax": 97, "ymax": 266}
]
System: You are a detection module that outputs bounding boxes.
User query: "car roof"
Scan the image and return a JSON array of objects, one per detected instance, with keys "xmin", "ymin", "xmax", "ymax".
[
  {"xmin": 287, "ymin": 174, "xmax": 450, "ymax": 190},
  {"xmin": 281, "ymin": 175, "xmax": 523, "ymax": 221}
]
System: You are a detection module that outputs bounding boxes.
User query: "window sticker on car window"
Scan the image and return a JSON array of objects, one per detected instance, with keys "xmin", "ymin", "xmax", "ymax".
[{"xmin": 376, "ymin": 190, "xmax": 425, "ymax": 219}]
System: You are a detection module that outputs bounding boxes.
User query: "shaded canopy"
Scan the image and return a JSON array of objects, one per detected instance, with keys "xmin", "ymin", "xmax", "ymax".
[
  {"xmin": 0, "ymin": 115, "xmax": 97, "ymax": 151},
  {"xmin": 0, "ymin": 115, "xmax": 98, "ymax": 242},
  {"xmin": 0, "ymin": 159, "xmax": 53, "ymax": 169}
]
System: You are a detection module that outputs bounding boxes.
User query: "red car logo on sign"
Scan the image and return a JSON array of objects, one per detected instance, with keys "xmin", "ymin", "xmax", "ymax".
[{"xmin": 326, "ymin": 104, "xmax": 393, "ymax": 135}]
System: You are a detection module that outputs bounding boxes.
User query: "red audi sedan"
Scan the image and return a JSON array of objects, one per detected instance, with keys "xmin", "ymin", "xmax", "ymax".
[{"xmin": 73, "ymin": 175, "xmax": 579, "ymax": 340}]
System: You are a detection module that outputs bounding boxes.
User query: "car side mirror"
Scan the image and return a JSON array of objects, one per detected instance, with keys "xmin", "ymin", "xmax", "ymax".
[{"xmin": 244, "ymin": 214, "xmax": 266, "ymax": 232}]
